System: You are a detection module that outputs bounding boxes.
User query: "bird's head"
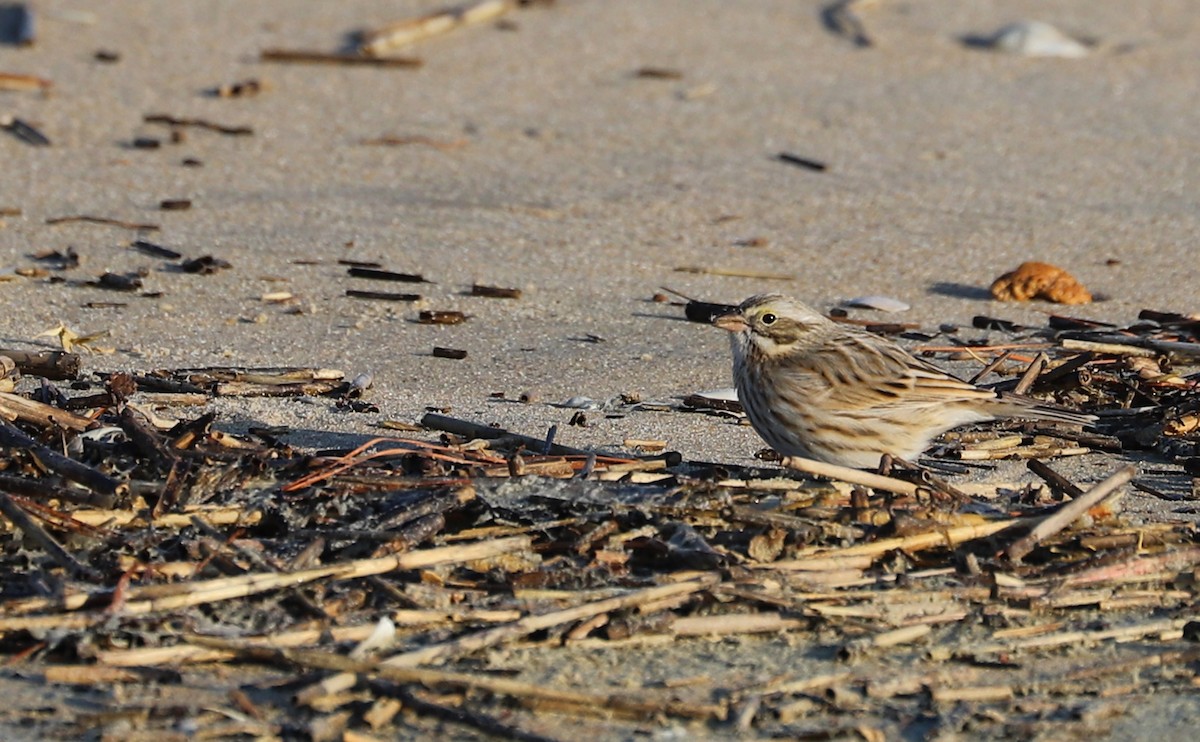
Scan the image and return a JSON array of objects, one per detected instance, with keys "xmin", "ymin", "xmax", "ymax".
[{"xmin": 713, "ymin": 294, "xmax": 830, "ymax": 358}]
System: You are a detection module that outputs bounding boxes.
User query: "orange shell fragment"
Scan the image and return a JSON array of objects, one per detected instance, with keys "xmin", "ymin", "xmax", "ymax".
[{"xmin": 990, "ymin": 261, "xmax": 1092, "ymax": 304}]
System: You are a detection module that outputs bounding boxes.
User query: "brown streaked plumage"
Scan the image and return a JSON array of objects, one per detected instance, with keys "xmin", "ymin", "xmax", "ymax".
[{"xmin": 714, "ymin": 293, "xmax": 1094, "ymax": 468}]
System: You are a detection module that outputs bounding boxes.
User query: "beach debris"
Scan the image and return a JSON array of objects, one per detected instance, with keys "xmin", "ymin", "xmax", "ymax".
[
  {"xmin": 35, "ymin": 322, "xmax": 111, "ymax": 353},
  {"xmin": 359, "ymin": 0, "xmax": 514, "ymax": 57},
  {"xmin": 3, "ymin": 2, "xmax": 35, "ymax": 46},
  {"xmin": 432, "ymin": 347, "xmax": 468, "ymax": 360},
  {"xmin": 681, "ymin": 388, "xmax": 743, "ymax": 417},
  {"xmin": 733, "ymin": 236, "xmax": 769, "ymax": 248},
  {"xmin": 471, "ymin": 283, "xmax": 521, "ymax": 299},
  {"xmin": 261, "ymin": 291, "xmax": 295, "ymax": 304},
  {"xmin": 0, "ymin": 71, "xmax": 51, "ymax": 92},
  {"xmin": 346, "ymin": 289, "xmax": 422, "ymax": 302},
  {"xmin": 159, "ymin": 198, "xmax": 191, "ymax": 211},
  {"xmin": 259, "ymin": 48, "xmax": 422, "ymax": 67},
  {"xmin": 0, "ymin": 356, "xmax": 17, "ymax": 392},
  {"xmin": 843, "ymin": 295, "xmax": 910, "ymax": 313},
  {"xmin": 348, "ymin": 267, "xmax": 429, "ymax": 283},
  {"xmin": 45, "ymin": 214, "xmax": 158, "ymax": 231},
  {"xmin": 360, "ymin": 134, "xmax": 469, "ymax": 151},
  {"xmin": 143, "ymin": 113, "xmax": 252, "ymax": 136},
  {"xmin": 1, "ymin": 114, "xmax": 49, "ymax": 145},
  {"xmin": 180, "ymin": 255, "xmax": 231, "ymax": 274},
  {"xmin": 418, "ymin": 310, "xmax": 467, "ymax": 325},
  {"xmin": 31, "ymin": 246, "xmax": 80, "ymax": 270},
  {"xmin": 676, "ymin": 265, "xmax": 794, "ymax": 280},
  {"xmin": 212, "ymin": 78, "xmax": 266, "ymax": 98},
  {"xmin": 990, "ymin": 261, "xmax": 1093, "ymax": 304},
  {"xmin": 94, "ymin": 270, "xmax": 145, "ymax": 292},
  {"xmin": 821, "ymin": 0, "xmax": 876, "ymax": 48},
  {"xmin": 634, "ymin": 67, "xmax": 683, "ymax": 80},
  {"xmin": 131, "ymin": 239, "xmax": 182, "ymax": 259},
  {"xmin": 977, "ymin": 20, "xmax": 1091, "ymax": 58},
  {"xmin": 775, "ymin": 151, "xmax": 828, "ymax": 172},
  {"xmin": 559, "ymin": 396, "xmax": 599, "ymax": 409},
  {"xmin": 1, "ymin": 283, "xmax": 1199, "ymax": 740},
  {"xmin": 695, "ymin": 387, "xmax": 739, "ymax": 403},
  {"xmin": 0, "ymin": 349, "xmax": 80, "ymax": 379}
]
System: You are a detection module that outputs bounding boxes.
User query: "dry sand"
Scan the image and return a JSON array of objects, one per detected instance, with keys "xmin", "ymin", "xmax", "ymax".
[{"xmin": 2, "ymin": 1, "xmax": 1199, "ymax": 739}]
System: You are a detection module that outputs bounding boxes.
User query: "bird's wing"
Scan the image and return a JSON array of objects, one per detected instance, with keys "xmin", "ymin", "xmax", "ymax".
[{"xmin": 800, "ymin": 332, "xmax": 997, "ymax": 410}]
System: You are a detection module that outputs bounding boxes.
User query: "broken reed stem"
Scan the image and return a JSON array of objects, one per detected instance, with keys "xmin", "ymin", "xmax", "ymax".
[
  {"xmin": 936, "ymin": 617, "xmax": 1195, "ymax": 660},
  {"xmin": 781, "ymin": 456, "xmax": 919, "ymax": 495},
  {"xmin": 0, "ymin": 391, "xmax": 95, "ymax": 431},
  {"xmin": 360, "ymin": 0, "xmax": 514, "ymax": 56},
  {"xmin": 0, "ymin": 536, "xmax": 531, "ymax": 630},
  {"xmin": 1006, "ymin": 466, "xmax": 1136, "ymax": 562},
  {"xmin": 295, "ymin": 575, "xmax": 719, "ymax": 703},
  {"xmin": 1026, "ymin": 459, "xmax": 1085, "ymax": 499},
  {"xmin": 1012, "ymin": 352, "xmax": 1048, "ymax": 395},
  {"xmin": 1059, "ymin": 339, "xmax": 1159, "ymax": 358},
  {"xmin": 838, "ymin": 624, "xmax": 932, "ymax": 660},
  {"xmin": 773, "ymin": 518, "xmax": 1023, "ymax": 567}
]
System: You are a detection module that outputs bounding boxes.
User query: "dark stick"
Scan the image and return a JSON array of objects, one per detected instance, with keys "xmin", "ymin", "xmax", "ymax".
[
  {"xmin": 131, "ymin": 239, "xmax": 183, "ymax": 259},
  {"xmin": 259, "ymin": 48, "xmax": 422, "ymax": 67},
  {"xmin": 346, "ymin": 289, "xmax": 422, "ymax": 302},
  {"xmin": 45, "ymin": 215, "xmax": 159, "ymax": 231},
  {"xmin": 2, "ymin": 116, "xmax": 50, "ymax": 146},
  {"xmin": 968, "ymin": 351, "xmax": 1012, "ymax": 385},
  {"xmin": 0, "ymin": 472, "xmax": 115, "ymax": 508},
  {"xmin": 776, "ymin": 152, "xmax": 827, "ymax": 172},
  {"xmin": 143, "ymin": 114, "xmax": 253, "ymax": 136},
  {"xmin": 0, "ymin": 350, "xmax": 81, "ymax": 380},
  {"xmin": 0, "ymin": 419, "xmax": 126, "ymax": 498},
  {"xmin": 118, "ymin": 406, "xmax": 180, "ymax": 471},
  {"xmin": 347, "ymin": 267, "xmax": 428, "ymax": 283},
  {"xmin": 421, "ymin": 412, "xmax": 590, "ymax": 457},
  {"xmin": 1026, "ymin": 459, "xmax": 1085, "ymax": 500},
  {"xmin": 470, "ymin": 284, "xmax": 521, "ymax": 299}
]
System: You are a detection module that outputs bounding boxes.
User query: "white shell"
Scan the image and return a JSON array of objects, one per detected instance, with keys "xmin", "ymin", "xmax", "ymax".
[
  {"xmin": 560, "ymin": 396, "xmax": 600, "ymax": 409},
  {"xmin": 695, "ymin": 388, "xmax": 740, "ymax": 402},
  {"xmin": 988, "ymin": 21, "xmax": 1090, "ymax": 58},
  {"xmin": 843, "ymin": 295, "xmax": 911, "ymax": 313},
  {"xmin": 349, "ymin": 616, "xmax": 396, "ymax": 659}
]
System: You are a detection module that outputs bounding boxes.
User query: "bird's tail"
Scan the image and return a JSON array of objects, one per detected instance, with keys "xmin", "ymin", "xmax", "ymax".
[{"xmin": 997, "ymin": 395, "xmax": 1096, "ymax": 427}]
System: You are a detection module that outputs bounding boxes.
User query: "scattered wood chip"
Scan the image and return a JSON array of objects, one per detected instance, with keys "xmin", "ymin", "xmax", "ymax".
[
  {"xmin": 259, "ymin": 48, "xmax": 422, "ymax": 67},
  {"xmin": 471, "ymin": 284, "xmax": 521, "ymax": 299}
]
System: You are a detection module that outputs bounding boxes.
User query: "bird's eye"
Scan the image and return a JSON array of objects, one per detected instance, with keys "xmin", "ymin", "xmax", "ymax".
[{"xmin": 760, "ymin": 313, "xmax": 777, "ymax": 325}]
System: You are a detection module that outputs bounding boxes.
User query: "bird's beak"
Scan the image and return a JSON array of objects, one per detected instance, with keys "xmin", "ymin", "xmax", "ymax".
[{"xmin": 713, "ymin": 312, "xmax": 748, "ymax": 333}]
